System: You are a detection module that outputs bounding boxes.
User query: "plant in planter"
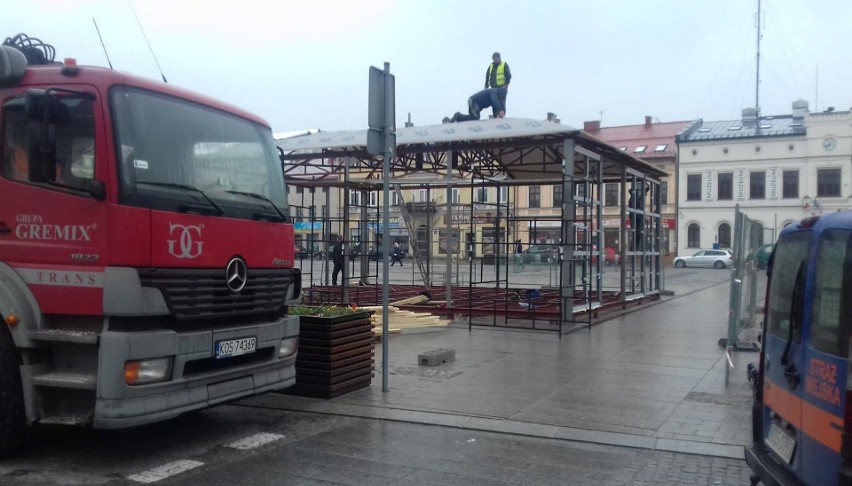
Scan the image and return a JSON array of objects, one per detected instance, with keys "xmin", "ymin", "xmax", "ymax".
[
  {"xmin": 289, "ymin": 304, "xmax": 367, "ymax": 320},
  {"xmin": 286, "ymin": 305, "xmax": 375, "ymax": 398}
]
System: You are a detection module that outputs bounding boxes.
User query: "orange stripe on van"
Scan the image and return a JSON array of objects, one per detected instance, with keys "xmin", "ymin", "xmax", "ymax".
[
  {"xmin": 764, "ymin": 380, "xmax": 802, "ymax": 426},
  {"xmin": 764, "ymin": 378, "xmax": 842, "ymax": 453}
]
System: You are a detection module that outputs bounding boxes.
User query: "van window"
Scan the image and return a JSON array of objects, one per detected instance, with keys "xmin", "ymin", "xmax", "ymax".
[
  {"xmin": 810, "ymin": 229, "xmax": 852, "ymax": 356},
  {"xmin": 767, "ymin": 231, "xmax": 811, "ymax": 341}
]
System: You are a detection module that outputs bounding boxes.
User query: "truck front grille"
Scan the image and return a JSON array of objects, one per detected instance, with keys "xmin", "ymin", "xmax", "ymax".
[{"xmin": 138, "ymin": 268, "xmax": 295, "ymax": 321}]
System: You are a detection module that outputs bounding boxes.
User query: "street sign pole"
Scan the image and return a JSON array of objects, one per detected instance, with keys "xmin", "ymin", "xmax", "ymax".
[{"xmin": 368, "ymin": 63, "xmax": 395, "ymax": 393}]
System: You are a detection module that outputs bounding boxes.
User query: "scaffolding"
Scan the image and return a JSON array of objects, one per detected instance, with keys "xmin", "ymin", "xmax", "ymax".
[{"xmin": 280, "ymin": 118, "xmax": 666, "ymax": 334}]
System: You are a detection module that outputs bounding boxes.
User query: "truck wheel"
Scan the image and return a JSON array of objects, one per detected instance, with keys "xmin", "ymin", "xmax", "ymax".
[{"xmin": 0, "ymin": 325, "xmax": 25, "ymax": 457}]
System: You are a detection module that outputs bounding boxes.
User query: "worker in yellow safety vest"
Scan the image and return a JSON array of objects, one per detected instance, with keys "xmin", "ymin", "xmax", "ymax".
[{"xmin": 485, "ymin": 52, "xmax": 511, "ymax": 118}]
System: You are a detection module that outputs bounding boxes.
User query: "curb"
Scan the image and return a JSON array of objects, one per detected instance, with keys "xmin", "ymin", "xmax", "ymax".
[{"xmin": 236, "ymin": 394, "xmax": 745, "ymax": 460}]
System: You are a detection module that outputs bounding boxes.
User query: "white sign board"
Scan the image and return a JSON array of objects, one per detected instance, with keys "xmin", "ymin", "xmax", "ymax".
[{"xmin": 704, "ymin": 170, "xmax": 715, "ymax": 201}]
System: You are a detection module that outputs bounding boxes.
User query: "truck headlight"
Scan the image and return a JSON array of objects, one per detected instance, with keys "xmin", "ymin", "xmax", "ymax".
[
  {"xmin": 124, "ymin": 357, "xmax": 172, "ymax": 385},
  {"xmin": 278, "ymin": 337, "xmax": 298, "ymax": 358}
]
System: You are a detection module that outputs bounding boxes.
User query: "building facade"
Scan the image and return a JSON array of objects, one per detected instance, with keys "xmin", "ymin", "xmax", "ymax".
[{"xmin": 675, "ymin": 101, "xmax": 852, "ymax": 256}]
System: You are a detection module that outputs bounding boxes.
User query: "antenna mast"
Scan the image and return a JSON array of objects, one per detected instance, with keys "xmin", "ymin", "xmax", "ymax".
[
  {"xmin": 92, "ymin": 18, "xmax": 113, "ymax": 70},
  {"xmin": 128, "ymin": 0, "xmax": 167, "ymax": 83},
  {"xmin": 755, "ymin": 0, "xmax": 762, "ymax": 118}
]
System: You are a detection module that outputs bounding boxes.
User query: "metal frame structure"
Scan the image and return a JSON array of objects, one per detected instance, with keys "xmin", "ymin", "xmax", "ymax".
[{"xmin": 280, "ymin": 118, "xmax": 667, "ymax": 333}]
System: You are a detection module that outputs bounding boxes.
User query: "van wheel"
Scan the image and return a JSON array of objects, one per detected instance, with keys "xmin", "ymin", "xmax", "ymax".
[
  {"xmin": 714, "ymin": 260, "xmax": 725, "ymax": 269},
  {"xmin": 0, "ymin": 325, "xmax": 25, "ymax": 457}
]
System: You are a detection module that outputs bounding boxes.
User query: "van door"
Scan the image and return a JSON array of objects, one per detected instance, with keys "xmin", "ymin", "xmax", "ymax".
[
  {"xmin": 762, "ymin": 231, "xmax": 810, "ymax": 478},
  {"xmin": 797, "ymin": 228, "xmax": 851, "ymax": 485}
]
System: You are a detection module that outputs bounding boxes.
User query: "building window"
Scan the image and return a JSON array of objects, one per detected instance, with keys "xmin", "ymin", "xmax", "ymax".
[
  {"xmin": 391, "ymin": 191, "xmax": 400, "ymax": 206},
  {"xmin": 321, "ymin": 205, "xmax": 328, "ymax": 217},
  {"xmin": 660, "ymin": 181, "xmax": 668, "ymax": 205},
  {"xmin": 368, "ymin": 191, "xmax": 378, "ymax": 207},
  {"xmin": 348, "ymin": 190, "xmax": 361, "ymax": 206},
  {"xmin": 529, "ymin": 186, "xmax": 541, "ymax": 208},
  {"xmin": 687, "ymin": 174, "xmax": 701, "ymax": 201},
  {"xmin": 782, "ymin": 170, "xmax": 798, "ymax": 199},
  {"xmin": 718, "ymin": 223, "xmax": 731, "ymax": 248},
  {"xmin": 416, "ymin": 189, "xmax": 427, "ymax": 202},
  {"xmin": 451, "ymin": 188, "xmax": 460, "ymax": 204},
  {"xmin": 634, "ymin": 146, "xmax": 646, "ymax": 153},
  {"xmin": 688, "ymin": 223, "xmax": 700, "ymax": 248},
  {"xmin": 475, "ymin": 187, "xmax": 488, "ymax": 203},
  {"xmin": 499, "ymin": 186, "xmax": 509, "ymax": 203},
  {"xmin": 718, "ymin": 173, "xmax": 733, "ymax": 200},
  {"xmin": 552, "ymin": 184, "xmax": 562, "ymax": 207},
  {"xmin": 817, "ymin": 168, "xmax": 841, "ymax": 197},
  {"xmin": 296, "ymin": 186, "xmax": 304, "ymax": 194},
  {"xmin": 605, "ymin": 184, "xmax": 618, "ymax": 206},
  {"xmin": 750, "ymin": 171, "xmax": 765, "ymax": 200},
  {"xmin": 655, "ymin": 144, "xmax": 667, "ymax": 152}
]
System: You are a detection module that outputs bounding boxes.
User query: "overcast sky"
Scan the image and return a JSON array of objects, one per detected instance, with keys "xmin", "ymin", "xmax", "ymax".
[{"xmin": 4, "ymin": 1, "xmax": 850, "ymax": 133}]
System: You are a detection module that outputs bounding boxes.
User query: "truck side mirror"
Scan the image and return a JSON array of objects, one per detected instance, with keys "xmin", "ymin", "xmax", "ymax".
[
  {"xmin": 24, "ymin": 89, "xmax": 50, "ymax": 119},
  {"xmin": 27, "ymin": 121, "xmax": 57, "ymax": 183}
]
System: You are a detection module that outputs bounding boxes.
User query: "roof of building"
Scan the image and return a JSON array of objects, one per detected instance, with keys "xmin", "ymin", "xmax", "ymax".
[
  {"xmin": 278, "ymin": 117, "xmax": 666, "ymax": 184},
  {"xmin": 676, "ymin": 114, "xmax": 806, "ymax": 142},
  {"xmin": 584, "ymin": 120, "xmax": 695, "ymax": 160}
]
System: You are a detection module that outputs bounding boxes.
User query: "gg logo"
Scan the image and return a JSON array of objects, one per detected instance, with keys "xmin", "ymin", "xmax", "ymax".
[{"xmin": 167, "ymin": 223, "xmax": 203, "ymax": 259}]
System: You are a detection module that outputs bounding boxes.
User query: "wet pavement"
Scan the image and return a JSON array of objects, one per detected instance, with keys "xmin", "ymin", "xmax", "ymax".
[
  {"xmin": 240, "ymin": 267, "xmax": 763, "ymax": 463},
  {"xmin": 169, "ymin": 412, "xmax": 754, "ymax": 485}
]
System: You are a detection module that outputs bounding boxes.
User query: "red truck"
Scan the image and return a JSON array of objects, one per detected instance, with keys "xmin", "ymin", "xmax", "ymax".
[{"xmin": 0, "ymin": 35, "xmax": 300, "ymax": 455}]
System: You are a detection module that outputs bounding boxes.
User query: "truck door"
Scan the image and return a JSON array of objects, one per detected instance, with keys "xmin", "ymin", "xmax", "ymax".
[
  {"xmin": 0, "ymin": 93, "xmax": 108, "ymax": 316},
  {"xmin": 797, "ymin": 228, "xmax": 851, "ymax": 485},
  {"xmin": 761, "ymin": 231, "xmax": 810, "ymax": 478}
]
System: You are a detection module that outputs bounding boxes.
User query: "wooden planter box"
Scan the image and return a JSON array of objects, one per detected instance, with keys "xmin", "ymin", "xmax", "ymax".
[{"xmin": 286, "ymin": 310, "xmax": 375, "ymax": 399}]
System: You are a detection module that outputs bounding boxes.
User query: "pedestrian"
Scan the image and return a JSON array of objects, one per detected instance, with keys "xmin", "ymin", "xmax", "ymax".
[
  {"xmin": 443, "ymin": 88, "xmax": 502, "ymax": 123},
  {"xmin": 515, "ymin": 239, "xmax": 523, "ymax": 254},
  {"xmin": 485, "ymin": 52, "xmax": 511, "ymax": 117},
  {"xmin": 331, "ymin": 235, "xmax": 345, "ymax": 285},
  {"xmin": 390, "ymin": 241, "xmax": 403, "ymax": 266}
]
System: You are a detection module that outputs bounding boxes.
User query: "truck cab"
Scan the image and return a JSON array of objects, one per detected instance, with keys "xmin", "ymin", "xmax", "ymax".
[{"xmin": 0, "ymin": 38, "xmax": 300, "ymax": 455}]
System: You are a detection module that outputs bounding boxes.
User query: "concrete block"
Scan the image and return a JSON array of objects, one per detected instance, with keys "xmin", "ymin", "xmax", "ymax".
[{"xmin": 418, "ymin": 348, "xmax": 455, "ymax": 367}]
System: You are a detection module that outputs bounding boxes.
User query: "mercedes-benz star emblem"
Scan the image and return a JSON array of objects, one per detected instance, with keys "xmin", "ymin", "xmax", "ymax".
[{"xmin": 226, "ymin": 257, "xmax": 248, "ymax": 292}]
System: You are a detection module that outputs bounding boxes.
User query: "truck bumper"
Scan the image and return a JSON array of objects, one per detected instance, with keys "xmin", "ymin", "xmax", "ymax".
[
  {"xmin": 744, "ymin": 443, "xmax": 804, "ymax": 486},
  {"xmin": 93, "ymin": 314, "xmax": 298, "ymax": 429}
]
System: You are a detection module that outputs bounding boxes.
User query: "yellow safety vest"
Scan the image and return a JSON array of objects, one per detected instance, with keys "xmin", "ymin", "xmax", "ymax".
[{"xmin": 487, "ymin": 62, "xmax": 507, "ymax": 87}]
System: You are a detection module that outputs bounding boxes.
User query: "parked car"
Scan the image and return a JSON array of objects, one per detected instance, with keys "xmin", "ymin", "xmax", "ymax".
[
  {"xmin": 522, "ymin": 244, "xmax": 558, "ymax": 263},
  {"xmin": 295, "ymin": 245, "xmax": 323, "ymax": 260},
  {"xmin": 748, "ymin": 243, "xmax": 774, "ymax": 269},
  {"xmin": 673, "ymin": 249, "xmax": 733, "ymax": 269}
]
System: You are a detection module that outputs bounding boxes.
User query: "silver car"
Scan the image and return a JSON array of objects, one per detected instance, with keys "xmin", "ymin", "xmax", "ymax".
[{"xmin": 673, "ymin": 249, "xmax": 733, "ymax": 269}]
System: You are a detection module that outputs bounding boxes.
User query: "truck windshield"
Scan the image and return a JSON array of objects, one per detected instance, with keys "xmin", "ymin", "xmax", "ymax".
[{"xmin": 111, "ymin": 86, "xmax": 287, "ymax": 219}]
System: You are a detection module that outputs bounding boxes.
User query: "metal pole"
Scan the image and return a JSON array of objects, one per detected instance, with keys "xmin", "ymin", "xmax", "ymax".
[
  {"xmin": 445, "ymin": 152, "xmax": 454, "ymax": 307},
  {"xmin": 381, "ymin": 62, "xmax": 394, "ymax": 393}
]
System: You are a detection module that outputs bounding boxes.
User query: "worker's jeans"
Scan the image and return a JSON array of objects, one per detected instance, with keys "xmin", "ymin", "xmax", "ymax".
[{"xmin": 494, "ymin": 87, "xmax": 507, "ymax": 114}]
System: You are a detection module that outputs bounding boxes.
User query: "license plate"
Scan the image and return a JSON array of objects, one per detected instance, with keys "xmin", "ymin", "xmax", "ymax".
[
  {"xmin": 215, "ymin": 337, "xmax": 257, "ymax": 359},
  {"xmin": 766, "ymin": 423, "xmax": 796, "ymax": 463}
]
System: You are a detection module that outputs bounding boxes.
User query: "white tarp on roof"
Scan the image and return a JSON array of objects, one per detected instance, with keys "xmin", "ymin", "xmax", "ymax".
[{"xmin": 278, "ymin": 118, "xmax": 578, "ymax": 151}]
